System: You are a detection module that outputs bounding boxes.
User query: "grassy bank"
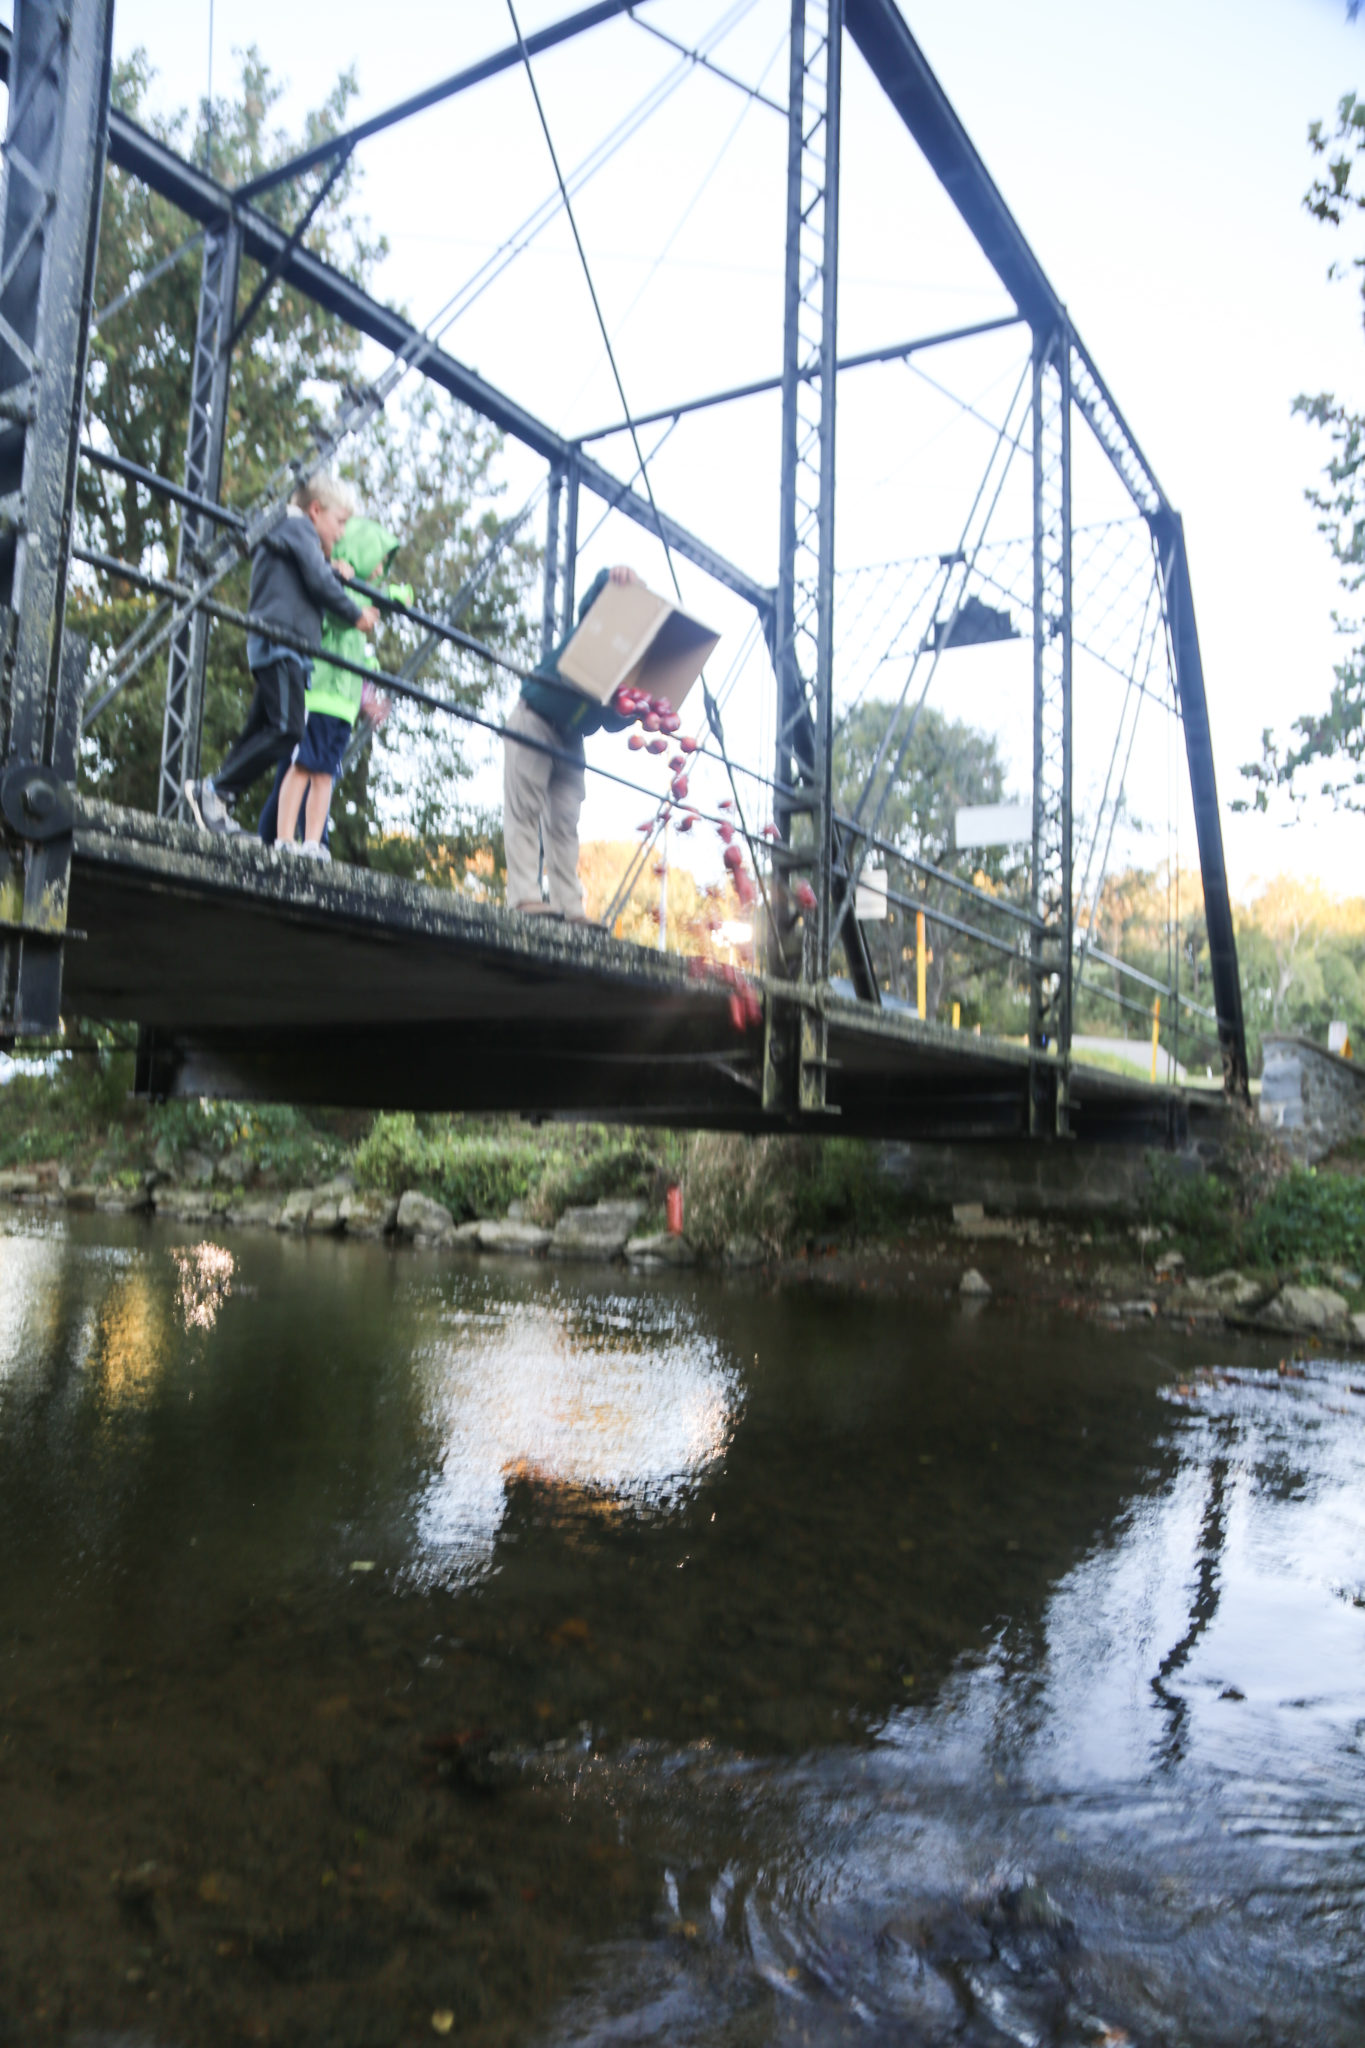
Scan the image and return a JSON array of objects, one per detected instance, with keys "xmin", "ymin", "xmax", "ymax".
[{"xmin": 1, "ymin": 1043, "xmax": 1361, "ymax": 1278}]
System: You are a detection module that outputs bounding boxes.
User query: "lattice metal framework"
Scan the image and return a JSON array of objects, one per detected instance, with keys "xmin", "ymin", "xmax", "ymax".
[
  {"xmin": 765, "ymin": 0, "xmax": 843, "ymax": 1114},
  {"xmin": 157, "ymin": 217, "xmax": 240, "ymax": 818}
]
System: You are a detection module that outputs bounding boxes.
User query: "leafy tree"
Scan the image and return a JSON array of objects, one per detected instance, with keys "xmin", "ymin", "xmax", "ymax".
[
  {"xmin": 1234, "ymin": 874, "xmax": 1365, "ymax": 1066},
  {"xmin": 1241, "ymin": 91, "xmax": 1365, "ymax": 812},
  {"xmin": 72, "ymin": 51, "xmax": 535, "ymax": 863},
  {"xmin": 832, "ymin": 701, "xmax": 1021, "ymax": 1018}
]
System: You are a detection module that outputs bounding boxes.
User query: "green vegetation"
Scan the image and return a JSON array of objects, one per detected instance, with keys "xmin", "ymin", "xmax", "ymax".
[
  {"xmin": 0, "ymin": 1051, "xmax": 913, "ymax": 1252},
  {"xmin": 352, "ymin": 1114, "xmax": 675, "ymax": 1226},
  {"xmin": 1143, "ymin": 1128, "xmax": 1365, "ymax": 1286},
  {"xmin": 681, "ymin": 1133, "xmax": 912, "ymax": 1256},
  {"xmin": 1239, "ymin": 90, "xmax": 1365, "ymax": 814},
  {"xmin": 5, "ymin": 1043, "xmax": 1360, "ymax": 1282}
]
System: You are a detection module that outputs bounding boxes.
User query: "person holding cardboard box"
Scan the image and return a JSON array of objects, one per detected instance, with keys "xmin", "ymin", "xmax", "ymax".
[{"xmin": 503, "ymin": 564, "xmax": 639, "ymax": 917}]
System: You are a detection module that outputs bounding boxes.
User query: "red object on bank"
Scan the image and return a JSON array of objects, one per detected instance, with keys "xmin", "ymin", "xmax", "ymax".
[{"xmin": 665, "ymin": 1184, "xmax": 684, "ymax": 1235}]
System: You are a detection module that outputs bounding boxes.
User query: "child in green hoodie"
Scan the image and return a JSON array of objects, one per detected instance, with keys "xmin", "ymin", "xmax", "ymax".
[{"xmin": 269, "ymin": 516, "xmax": 413, "ymax": 859}]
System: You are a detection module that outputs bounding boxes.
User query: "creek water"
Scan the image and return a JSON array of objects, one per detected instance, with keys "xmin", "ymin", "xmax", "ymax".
[{"xmin": 0, "ymin": 1213, "xmax": 1362, "ymax": 2047}]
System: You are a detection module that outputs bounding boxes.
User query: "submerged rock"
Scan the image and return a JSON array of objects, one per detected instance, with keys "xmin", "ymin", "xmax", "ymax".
[
  {"xmin": 395, "ymin": 1190, "xmax": 455, "ymax": 1242},
  {"xmin": 154, "ymin": 1184, "xmax": 218, "ymax": 1222},
  {"xmin": 624, "ymin": 1231, "xmax": 697, "ymax": 1267},
  {"xmin": 959, "ymin": 1267, "xmax": 991, "ymax": 1297},
  {"xmin": 276, "ymin": 1188, "xmax": 318, "ymax": 1234},
  {"xmin": 476, "ymin": 1218, "xmax": 551, "ymax": 1255},
  {"xmin": 549, "ymin": 1200, "xmax": 643, "ymax": 1260},
  {"xmin": 339, "ymin": 1190, "xmax": 398, "ymax": 1239},
  {"xmin": 724, "ymin": 1235, "xmax": 766, "ymax": 1268},
  {"xmin": 952, "ymin": 1202, "xmax": 1022, "ymax": 1241},
  {"xmin": 94, "ymin": 1183, "xmax": 151, "ymax": 1214},
  {"xmin": 226, "ymin": 1194, "xmax": 284, "ymax": 1229},
  {"xmin": 1185, "ymin": 1270, "xmax": 1270, "ymax": 1314},
  {"xmin": 1260, "ymin": 1284, "xmax": 1350, "ymax": 1337}
]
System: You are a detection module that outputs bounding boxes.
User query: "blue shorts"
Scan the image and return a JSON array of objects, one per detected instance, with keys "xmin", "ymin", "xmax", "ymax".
[{"xmin": 294, "ymin": 711, "xmax": 351, "ymax": 778}]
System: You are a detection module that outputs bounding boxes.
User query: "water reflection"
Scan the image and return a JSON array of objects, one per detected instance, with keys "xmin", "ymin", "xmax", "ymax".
[
  {"xmin": 0, "ymin": 1219, "xmax": 1360, "ymax": 2047},
  {"xmin": 169, "ymin": 1238, "xmax": 235, "ymax": 1332},
  {"xmin": 86, "ymin": 1262, "xmax": 169, "ymax": 1406},
  {"xmin": 544, "ymin": 1353, "xmax": 1365, "ymax": 2047},
  {"xmin": 415, "ymin": 1292, "xmax": 740, "ymax": 1576},
  {"xmin": 0, "ymin": 1228, "xmax": 63, "ymax": 1386}
]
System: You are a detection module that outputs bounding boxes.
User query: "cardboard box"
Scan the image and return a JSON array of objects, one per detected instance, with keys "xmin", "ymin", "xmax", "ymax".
[{"xmin": 557, "ymin": 576, "xmax": 719, "ymax": 712}]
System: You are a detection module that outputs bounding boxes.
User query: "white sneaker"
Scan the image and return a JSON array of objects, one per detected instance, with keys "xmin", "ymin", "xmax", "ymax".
[
  {"xmin": 290, "ymin": 840, "xmax": 331, "ymax": 862},
  {"xmin": 184, "ymin": 778, "xmax": 241, "ymax": 835}
]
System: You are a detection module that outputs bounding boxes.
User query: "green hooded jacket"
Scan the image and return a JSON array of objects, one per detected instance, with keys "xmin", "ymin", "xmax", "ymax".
[{"xmin": 305, "ymin": 517, "xmax": 413, "ymax": 725}]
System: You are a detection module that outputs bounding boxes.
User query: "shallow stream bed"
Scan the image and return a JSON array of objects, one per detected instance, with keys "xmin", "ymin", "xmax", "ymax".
[{"xmin": 0, "ymin": 1215, "xmax": 1361, "ymax": 2045}]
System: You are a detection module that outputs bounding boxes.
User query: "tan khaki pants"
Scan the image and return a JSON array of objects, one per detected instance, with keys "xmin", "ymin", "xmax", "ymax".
[{"xmin": 503, "ymin": 697, "xmax": 586, "ymax": 915}]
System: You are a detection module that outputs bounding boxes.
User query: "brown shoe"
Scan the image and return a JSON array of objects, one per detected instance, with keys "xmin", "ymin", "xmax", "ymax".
[{"xmin": 514, "ymin": 900, "xmax": 562, "ymax": 917}]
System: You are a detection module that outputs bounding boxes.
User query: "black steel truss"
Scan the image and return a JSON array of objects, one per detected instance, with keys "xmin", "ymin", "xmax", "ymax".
[
  {"xmin": 0, "ymin": 0, "xmax": 112, "ymax": 1038},
  {"xmin": 0, "ymin": 1, "xmax": 1249, "ymax": 1101}
]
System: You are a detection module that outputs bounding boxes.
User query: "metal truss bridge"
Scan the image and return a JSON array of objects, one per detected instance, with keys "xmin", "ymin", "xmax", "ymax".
[{"xmin": 0, "ymin": 0, "xmax": 1248, "ymax": 1144}]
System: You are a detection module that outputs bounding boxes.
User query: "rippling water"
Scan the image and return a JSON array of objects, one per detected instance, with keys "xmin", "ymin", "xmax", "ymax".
[{"xmin": 0, "ymin": 1213, "xmax": 1361, "ymax": 2046}]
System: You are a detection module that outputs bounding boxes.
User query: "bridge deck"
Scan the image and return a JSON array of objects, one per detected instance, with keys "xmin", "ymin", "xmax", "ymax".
[{"xmin": 64, "ymin": 804, "xmax": 1218, "ymax": 1142}]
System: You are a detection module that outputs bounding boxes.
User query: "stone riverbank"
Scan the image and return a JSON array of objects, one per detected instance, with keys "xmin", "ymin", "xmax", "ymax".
[{"xmin": 2, "ymin": 1163, "xmax": 1361, "ymax": 1348}]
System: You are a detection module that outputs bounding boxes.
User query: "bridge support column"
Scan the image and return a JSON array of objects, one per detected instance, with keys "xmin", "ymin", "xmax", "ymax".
[
  {"xmin": 0, "ymin": 0, "xmax": 113, "ymax": 1039},
  {"xmin": 1028, "ymin": 322, "xmax": 1074, "ymax": 1135},
  {"xmin": 157, "ymin": 216, "xmax": 242, "ymax": 818},
  {"xmin": 766, "ymin": 0, "xmax": 844, "ymax": 1112},
  {"xmin": 1150, "ymin": 507, "xmax": 1249, "ymax": 1098}
]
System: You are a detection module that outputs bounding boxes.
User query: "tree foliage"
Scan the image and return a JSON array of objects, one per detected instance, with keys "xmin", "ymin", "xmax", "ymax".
[
  {"xmin": 1076, "ymin": 864, "xmax": 1365, "ymax": 1075},
  {"xmin": 832, "ymin": 701, "xmax": 1023, "ymax": 1019},
  {"xmin": 73, "ymin": 50, "xmax": 536, "ymax": 866},
  {"xmin": 1241, "ymin": 91, "xmax": 1365, "ymax": 812}
]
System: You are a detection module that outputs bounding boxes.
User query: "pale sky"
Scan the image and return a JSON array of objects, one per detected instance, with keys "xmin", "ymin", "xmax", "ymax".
[{"xmin": 42, "ymin": 1, "xmax": 1365, "ymax": 895}]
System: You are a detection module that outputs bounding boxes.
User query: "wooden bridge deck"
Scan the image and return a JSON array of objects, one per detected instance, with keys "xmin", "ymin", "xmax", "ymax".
[{"xmin": 64, "ymin": 803, "xmax": 1221, "ymax": 1144}]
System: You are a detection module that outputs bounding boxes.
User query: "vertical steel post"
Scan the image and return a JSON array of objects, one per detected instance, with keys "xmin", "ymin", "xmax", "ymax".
[
  {"xmin": 772, "ymin": 0, "xmax": 809, "ymax": 867},
  {"xmin": 0, "ymin": 0, "xmax": 114, "ymax": 1039},
  {"xmin": 1058, "ymin": 336, "xmax": 1073, "ymax": 1100},
  {"xmin": 157, "ymin": 215, "xmax": 242, "ymax": 817},
  {"xmin": 1027, "ymin": 321, "xmax": 1073, "ymax": 1134},
  {"xmin": 810, "ymin": 0, "xmax": 841, "ymax": 985},
  {"xmin": 540, "ymin": 460, "xmax": 564, "ymax": 663},
  {"xmin": 1150, "ymin": 507, "xmax": 1248, "ymax": 1096},
  {"xmin": 764, "ymin": 0, "xmax": 842, "ymax": 1116}
]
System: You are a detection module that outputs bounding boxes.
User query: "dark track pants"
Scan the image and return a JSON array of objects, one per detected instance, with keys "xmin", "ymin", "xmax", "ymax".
[{"xmin": 212, "ymin": 658, "xmax": 307, "ymax": 807}]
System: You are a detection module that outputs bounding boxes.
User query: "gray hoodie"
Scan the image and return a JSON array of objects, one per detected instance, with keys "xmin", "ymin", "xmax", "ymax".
[{"xmin": 246, "ymin": 507, "xmax": 362, "ymax": 671}]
